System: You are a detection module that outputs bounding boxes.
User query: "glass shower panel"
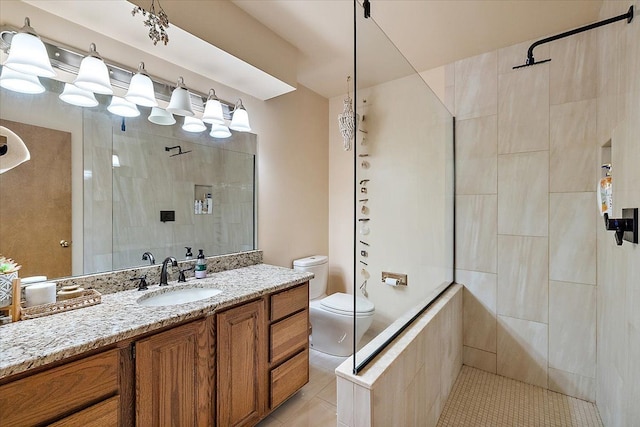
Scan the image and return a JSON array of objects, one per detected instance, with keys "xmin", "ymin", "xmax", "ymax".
[{"xmin": 352, "ymin": 2, "xmax": 454, "ymax": 372}]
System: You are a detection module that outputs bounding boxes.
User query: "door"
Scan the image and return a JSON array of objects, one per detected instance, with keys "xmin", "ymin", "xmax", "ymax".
[
  {"xmin": 136, "ymin": 318, "xmax": 215, "ymax": 427},
  {"xmin": 0, "ymin": 119, "xmax": 71, "ymax": 278},
  {"xmin": 217, "ymin": 299, "xmax": 267, "ymax": 427}
]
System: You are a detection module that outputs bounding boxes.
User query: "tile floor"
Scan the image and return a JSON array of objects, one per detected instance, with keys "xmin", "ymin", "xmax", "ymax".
[
  {"xmin": 259, "ymin": 351, "xmax": 603, "ymax": 426},
  {"xmin": 256, "ymin": 348, "xmax": 346, "ymax": 427},
  {"xmin": 437, "ymin": 366, "xmax": 603, "ymax": 427}
]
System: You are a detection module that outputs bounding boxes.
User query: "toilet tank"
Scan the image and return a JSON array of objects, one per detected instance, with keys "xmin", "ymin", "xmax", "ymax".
[{"xmin": 293, "ymin": 255, "xmax": 328, "ymax": 300}]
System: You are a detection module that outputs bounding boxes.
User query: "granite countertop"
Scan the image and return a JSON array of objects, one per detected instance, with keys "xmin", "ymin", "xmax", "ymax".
[{"xmin": 0, "ymin": 264, "xmax": 312, "ymax": 379}]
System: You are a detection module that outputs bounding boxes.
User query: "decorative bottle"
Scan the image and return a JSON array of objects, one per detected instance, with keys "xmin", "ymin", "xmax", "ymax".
[{"xmin": 195, "ymin": 249, "xmax": 206, "ymax": 279}]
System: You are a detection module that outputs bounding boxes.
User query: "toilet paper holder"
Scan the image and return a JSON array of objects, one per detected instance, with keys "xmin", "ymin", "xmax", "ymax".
[{"xmin": 381, "ymin": 272, "xmax": 407, "ymax": 286}]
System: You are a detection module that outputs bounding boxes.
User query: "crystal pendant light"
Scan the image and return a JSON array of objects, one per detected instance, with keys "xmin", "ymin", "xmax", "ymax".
[
  {"xmin": 125, "ymin": 62, "xmax": 157, "ymax": 107},
  {"xmin": 58, "ymin": 83, "xmax": 99, "ymax": 107},
  {"xmin": 4, "ymin": 18, "xmax": 56, "ymax": 78},
  {"xmin": 182, "ymin": 116, "xmax": 206, "ymax": 133},
  {"xmin": 166, "ymin": 77, "xmax": 194, "ymax": 116},
  {"xmin": 209, "ymin": 123, "xmax": 231, "ymax": 139},
  {"xmin": 229, "ymin": 99, "xmax": 251, "ymax": 132},
  {"xmin": 202, "ymin": 89, "xmax": 224, "ymax": 124},
  {"xmin": 0, "ymin": 66, "xmax": 45, "ymax": 94},
  {"xmin": 337, "ymin": 76, "xmax": 359, "ymax": 151},
  {"xmin": 74, "ymin": 43, "xmax": 113, "ymax": 95},
  {"xmin": 107, "ymin": 96, "xmax": 140, "ymax": 117},
  {"xmin": 148, "ymin": 107, "xmax": 176, "ymax": 125}
]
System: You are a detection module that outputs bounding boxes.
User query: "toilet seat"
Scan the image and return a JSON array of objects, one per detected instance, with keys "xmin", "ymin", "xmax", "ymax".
[{"xmin": 320, "ymin": 292, "xmax": 374, "ymax": 316}]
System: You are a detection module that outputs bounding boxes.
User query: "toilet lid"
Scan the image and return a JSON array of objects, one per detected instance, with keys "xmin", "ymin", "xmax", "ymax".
[
  {"xmin": 321, "ymin": 292, "xmax": 374, "ymax": 314},
  {"xmin": 293, "ymin": 255, "xmax": 328, "ymax": 267}
]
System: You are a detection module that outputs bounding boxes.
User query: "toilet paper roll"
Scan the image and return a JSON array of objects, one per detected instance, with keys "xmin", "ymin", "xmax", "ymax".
[
  {"xmin": 384, "ymin": 278, "xmax": 399, "ymax": 287},
  {"xmin": 25, "ymin": 282, "xmax": 56, "ymax": 307}
]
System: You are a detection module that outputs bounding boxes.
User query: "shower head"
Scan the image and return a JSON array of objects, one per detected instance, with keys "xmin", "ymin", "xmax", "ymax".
[
  {"xmin": 513, "ymin": 6, "xmax": 633, "ymax": 70},
  {"xmin": 165, "ymin": 145, "xmax": 191, "ymax": 157},
  {"xmin": 513, "ymin": 57, "xmax": 551, "ymax": 69},
  {"xmin": 170, "ymin": 150, "xmax": 191, "ymax": 157}
]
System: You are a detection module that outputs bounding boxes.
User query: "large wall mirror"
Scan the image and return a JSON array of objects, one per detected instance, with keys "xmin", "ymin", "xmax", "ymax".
[{"xmin": 0, "ymin": 74, "xmax": 257, "ymax": 280}]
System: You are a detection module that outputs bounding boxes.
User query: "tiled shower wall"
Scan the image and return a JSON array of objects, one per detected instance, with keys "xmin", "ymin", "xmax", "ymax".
[
  {"xmin": 594, "ymin": 1, "xmax": 640, "ymax": 426},
  {"xmin": 450, "ymin": 0, "xmax": 639, "ymax": 405}
]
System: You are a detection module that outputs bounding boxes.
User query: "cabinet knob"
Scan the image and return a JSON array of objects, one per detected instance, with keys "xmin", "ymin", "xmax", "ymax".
[{"xmin": 59, "ymin": 240, "xmax": 70, "ymax": 247}]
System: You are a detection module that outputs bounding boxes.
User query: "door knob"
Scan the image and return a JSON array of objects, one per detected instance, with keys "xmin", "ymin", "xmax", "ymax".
[{"xmin": 59, "ymin": 240, "xmax": 70, "ymax": 247}]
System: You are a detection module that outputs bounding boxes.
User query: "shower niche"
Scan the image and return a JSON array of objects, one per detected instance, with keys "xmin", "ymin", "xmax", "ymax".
[{"xmin": 194, "ymin": 184, "xmax": 213, "ymax": 215}]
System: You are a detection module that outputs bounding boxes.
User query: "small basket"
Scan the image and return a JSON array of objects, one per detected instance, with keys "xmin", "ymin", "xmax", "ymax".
[{"xmin": 21, "ymin": 289, "xmax": 102, "ymax": 320}]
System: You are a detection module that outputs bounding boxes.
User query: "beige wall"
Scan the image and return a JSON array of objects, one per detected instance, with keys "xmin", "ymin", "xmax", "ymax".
[
  {"xmin": 329, "ymin": 74, "xmax": 454, "ymax": 333},
  {"xmin": 328, "ymin": 95, "xmax": 355, "ymax": 295},
  {"xmin": 453, "ymin": 0, "xmax": 639, "ymax": 411},
  {"xmin": 255, "ymin": 85, "xmax": 329, "ymax": 267}
]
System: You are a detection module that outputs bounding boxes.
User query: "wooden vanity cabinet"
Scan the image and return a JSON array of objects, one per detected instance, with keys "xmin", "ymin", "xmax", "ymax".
[
  {"xmin": 0, "ymin": 348, "xmax": 122, "ymax": 426},
  {"xmin": 135, "ymin": 316, "xmax": 215, "ymax": 427},
  {"xmin": 215, "ymin": 281, "xmax": 310, "ymax": 426},
  {"xmin": 0, "ymin": 282, "xmax": 309, "ymax": 427}
]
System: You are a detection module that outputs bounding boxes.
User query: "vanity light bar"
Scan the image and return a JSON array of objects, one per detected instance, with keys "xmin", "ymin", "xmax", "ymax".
[{"xmin": 0, "ymin": 27, "xmax": 234, "ymax": 119}]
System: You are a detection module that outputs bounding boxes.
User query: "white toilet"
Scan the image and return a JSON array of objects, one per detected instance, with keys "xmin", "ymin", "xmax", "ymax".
[{"xmin": 293, "ymin": 255, "xmax": 375, "ymax": 357}]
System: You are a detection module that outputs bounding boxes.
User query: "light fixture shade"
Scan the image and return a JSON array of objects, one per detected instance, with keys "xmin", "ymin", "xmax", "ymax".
[
  {"xmin": 182, "ymin": 116, "xmax": 206, "ymax": 133},
  {"xmin": 58, "ymin": 83, "xmax": 98, "ymax": 107},
  {"xmin": 202, "ymin": 89, "xmax": 224, "ymax": 124},
  {"xmin": 0, "ymin": 66, "xmax": 45, "ymax": 94},
  {"xmin": 148, "ymin": 107, "xmax": 176, "ymax": 125},
  {"xmin": 107, "ymin": 96, "xmax": 140, "ymax": 117},
  {"xmin": 209, "ymin": 123, "xmax": 231, "ymax": 139},
  {"xmin": 166, "ymin": 77, "xmax": 194, "ymax": 116},
  {"xmin": 4, "ymin": 18, "xmax": 56, "ymax": 78},
  {"xmin": 74, "ymin": 43, "xmax": 113, "ymax": 95},
  {"xmin": 229, "ymin": 99, "xmax": 251, "ymax": 132},
  {"xmin": 125, "ymin": 62, "xmax": 157, "ymax": 107},
  {"xmin": 0, "ymin": 126, "xmax": 31, "ymax": 174}
]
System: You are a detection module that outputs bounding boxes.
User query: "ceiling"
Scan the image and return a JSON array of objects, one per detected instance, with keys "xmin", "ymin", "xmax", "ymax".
[
  {"xmin": 3, "ymin": 1, "xmax": 604, "ymax": 100},
  {"xmin": 232, "ymin": 0, "xmax": 603, "ymax": 98}
]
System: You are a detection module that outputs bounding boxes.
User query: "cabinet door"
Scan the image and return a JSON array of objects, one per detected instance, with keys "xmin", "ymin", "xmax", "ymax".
[
  {"xmin": 217, "ymin": 299, "xmax": 266, "ymax": 427},
  {"xmin": 136, "ymin": 318, "xmax": 215, "ymax": 427}
]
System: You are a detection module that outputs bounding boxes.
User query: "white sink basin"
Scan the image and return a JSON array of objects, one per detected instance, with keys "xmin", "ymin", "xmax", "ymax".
[{"xmin": 137, "ymin": 287, "xmax": 223, "ymax": 307}]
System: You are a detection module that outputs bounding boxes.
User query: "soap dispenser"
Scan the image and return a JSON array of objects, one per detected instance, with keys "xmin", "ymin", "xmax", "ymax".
[
  {"xmin": 185, "ymin": 247, "xmax": 193, "ymax": 260},
  {"xmin": 195, "ymin": 249, "xmax": 206, "ymax": 279}
]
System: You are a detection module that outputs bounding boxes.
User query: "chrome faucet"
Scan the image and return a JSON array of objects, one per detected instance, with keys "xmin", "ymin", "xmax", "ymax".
[
  {"xmin": 159, "ymin": 256, "xmax": 178, "ymax": 286},
  {"xmin": 142, "ymin": 251, "xmax": 155, "ymax": 265}
]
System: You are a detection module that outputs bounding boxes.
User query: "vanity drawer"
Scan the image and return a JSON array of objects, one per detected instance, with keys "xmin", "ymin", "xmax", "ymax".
[
  {"xmin": 0, "ymin": 349, "xmax": 119, "ymax": 426},
  {"xmin": 270, "ymin": 282, "xmax": 308, "ymax": 322},
  {"xmin": 270, "ymin": 310, "xmax": 309, "ymax": 365},
  {"xmin": 270, "ymin": 349, "xmax": 309, "ymax": 409},
  {"xmin": 48, "ymin": 395, "xmax": 119, "ymax": 427}
]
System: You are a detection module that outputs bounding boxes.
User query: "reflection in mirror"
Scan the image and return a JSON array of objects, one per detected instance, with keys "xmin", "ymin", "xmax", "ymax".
[
  {"xmin": 0, "ymin": 118, "xmax": 72, "ymax": 279},
  {"xmin": 0, "ymin": 72, "xmax": 257, "ymax": 281}
]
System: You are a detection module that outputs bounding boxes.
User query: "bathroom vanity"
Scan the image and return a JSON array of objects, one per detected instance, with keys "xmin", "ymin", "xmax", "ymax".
[{"xmin": 0, "ymin": 263, "xmax": 311, "ymax": 426}]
